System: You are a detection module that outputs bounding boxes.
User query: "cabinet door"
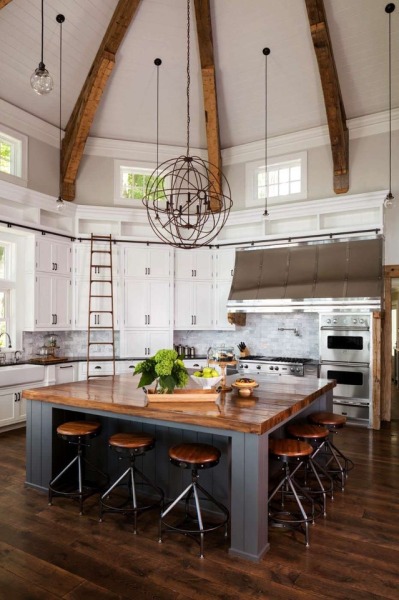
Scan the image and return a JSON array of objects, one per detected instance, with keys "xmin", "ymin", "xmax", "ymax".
[
  {"xmin": 175, "ymin": 249, "xmax": 213, "ymax": 279},
  {"xmin": 75, "ymin": 244, "xmax": 117, "ymax": 279},
  {"xmin": 215, "ymin": 248, "xmax": 236, "ymax": 279},
  {"xmin": 36, "ymin": 239, "xmax": 71, "ymax": 275},
  {"xmin": 214, "ymin": 280, "xmax": 235, "ymax": 330},
  {"xmin": 74, "ymin": 280, "xmax": 117, "ymax": 329},
  {"xmin": 124, "ymin": 280, "xmax": 170, "ymax": 328},
  {"xmin": 53, "ymin": 277, "xmax": 71, "ymax": 329},
  {"xmin": 124, "ymin": 247, "xmax": 171, "ymax": 279},
  {"xmin": 124, "ymin": 330, "xmax": 151, "ymax": 357},
  {"xmin": 0, "ymin": 389, "xmax": 18, "ymax": 427},
  {"xmin": 174, "ymin": 281, "xmax": 194, "ymax": 328},
  {"xmin": 193, "ymin": 281, "xmax": 213, "ymax": 328},
  {"xmin": 35, "ymin": 274, "xmax": 53, "ymax": 328},
  {"xmin": 147, "ymin": 330, "xmax": 171, "ymax": 355},
  {"xmin": 55, "ymin": 363, "xmax": 77, "ymax": 384}
]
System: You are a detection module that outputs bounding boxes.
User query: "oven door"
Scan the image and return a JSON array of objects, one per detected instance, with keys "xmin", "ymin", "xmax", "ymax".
[
  {"xmin": 319, "ymin": 362, "xmax": 370, "ymax": 402},
  {"xmin": 320, "ymin": 328, "xmax": 370, "ymax": 363}
]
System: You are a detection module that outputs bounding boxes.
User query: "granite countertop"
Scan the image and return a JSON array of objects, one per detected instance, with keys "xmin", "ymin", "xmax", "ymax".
[{"xmin": 0, "ymin": 355, "xmax": 209, "ymax": 367}]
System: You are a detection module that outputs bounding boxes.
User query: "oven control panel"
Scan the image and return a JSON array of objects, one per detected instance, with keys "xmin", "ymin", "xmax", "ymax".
[
  {"xmin": 320, "ymin": 314, "xmax": 370, "ymax": 328},
  {"xmin": 237, "ymin": 362, "xmax": 304, "ymax": 377}
]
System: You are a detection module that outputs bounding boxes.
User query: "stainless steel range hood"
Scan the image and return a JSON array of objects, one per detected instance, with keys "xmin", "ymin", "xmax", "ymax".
[{"xmin": 227, "ymin": 237, "xmax": 383, "ymax": 312}]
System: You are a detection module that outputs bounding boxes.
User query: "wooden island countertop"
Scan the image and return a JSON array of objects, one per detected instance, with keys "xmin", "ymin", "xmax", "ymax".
[
  {"xmin": 22, "ymin": 373, "xmax": 336, "ymax": 435},
  {"xmin": 23, "ymin": 374, "xmax": 335, "ymax": 562}
]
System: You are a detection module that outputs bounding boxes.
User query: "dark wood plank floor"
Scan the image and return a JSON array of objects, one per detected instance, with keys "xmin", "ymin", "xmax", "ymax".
[{"xmin": 0, "ymin": 391, "xmax": 398, "ymax": 600}]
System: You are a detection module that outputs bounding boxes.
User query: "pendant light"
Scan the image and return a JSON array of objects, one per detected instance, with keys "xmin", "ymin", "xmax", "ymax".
[
  {"xmin": 31, "ymin": 0, "xmax": 53, "ymax": 95},
  {"xmin": 384, "ymin": 3, "xmax": 396, "ymax": 209},
  {"xmin": 263, "ymin": 47, "xmax": 271, "ymax": 217},
  {"xmin": 142, "ymin": 0, "xmax": 232, "ymax": 249},
  {"xmin": 55, "ymin": 14, "xmax": 65, "ymax": 212}
]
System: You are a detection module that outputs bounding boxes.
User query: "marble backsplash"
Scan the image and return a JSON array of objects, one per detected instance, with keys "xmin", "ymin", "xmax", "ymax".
[{"xmin": 21, "ymin": 313, "xmax": 319, "ymax": 361}]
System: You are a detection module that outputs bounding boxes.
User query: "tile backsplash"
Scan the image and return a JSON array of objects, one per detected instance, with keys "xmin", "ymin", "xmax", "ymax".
[
  {"xmin": 174, "ymin": 313, "xmax": 319, "ymax": 359},
  {"xmin": 22, "ymin": 313, "xmax": 319, "ymax": 360}
]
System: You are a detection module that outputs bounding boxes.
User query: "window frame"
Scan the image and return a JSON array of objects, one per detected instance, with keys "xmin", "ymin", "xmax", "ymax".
[
  {"xmin": 114, "ymin": 159, "xmax": 159, "ymax": 207},
  {"xmin": 0, "ymin": 241, "xmax": 15, "ymax": 350},
  {"xmin": 245, "ymin": 151, "xmax": 307, "ymax": 208},
  {"xmin": 0, "ymin": 124, "xmax": 28, "ymax": 187}
]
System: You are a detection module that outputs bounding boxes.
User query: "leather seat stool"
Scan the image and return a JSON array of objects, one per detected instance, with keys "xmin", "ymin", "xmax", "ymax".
[
  {"xmin": 159, "ymin": 443, "xmax": 229, "ymax": 558},
  {"xmin": 268, "ymin": 438, "xmax": 316, "ymax": 547},
  {"xmin": 308, "ymin": 412, "xmax": 354, "ymax": 490},
  {"xmin": 48, "ymin": 420, "xmax": 108, "ymax": 515},
  {"xmin": 287, "ymin": 423, "xmax": 335, "ymax": 515},
  {"xmin": 99, "ymin": 432, "xmax": 164, "ymax": 534}
]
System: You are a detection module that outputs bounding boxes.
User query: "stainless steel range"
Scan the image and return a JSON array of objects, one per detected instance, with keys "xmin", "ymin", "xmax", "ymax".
[{"xmin": 237, "ymin": 356, "xmax": 311, "ymax": 378}]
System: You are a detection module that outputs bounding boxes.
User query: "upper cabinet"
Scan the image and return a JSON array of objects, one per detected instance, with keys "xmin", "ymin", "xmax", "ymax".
[
  {"xmin": 214, "ymin": 247, "xmax": 236, "ymax": 280},
  {"xmin": 123, "ymin": 246, "xmax": 172, "ymax": 279},
  {"xmin": 36, "ymin": 238, "xmax": 72, "ymax": 276},
  {"xmin": 74, "ymin": 243, "xmax": 119, "ymax": 280},
  {"xmin": 174, "ymin": 249, "xmax": 213, "ymax": 280}
]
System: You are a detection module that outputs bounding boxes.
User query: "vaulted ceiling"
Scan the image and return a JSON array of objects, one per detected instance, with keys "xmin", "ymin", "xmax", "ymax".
[{"xmin": 0, "ymin": 0, "xmax": 398, "ymax": 181}]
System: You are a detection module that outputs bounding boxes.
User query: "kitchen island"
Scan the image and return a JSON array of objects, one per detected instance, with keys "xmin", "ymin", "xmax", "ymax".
[{"xmin": 23, "ymin": 374, "xmax": 334, "ymax": 562}]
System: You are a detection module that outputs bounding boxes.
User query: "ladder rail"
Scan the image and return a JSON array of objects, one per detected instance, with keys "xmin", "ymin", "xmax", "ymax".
[{"xmin": 87, "ymin": 234, "xmax": 116, "ymax": 379}]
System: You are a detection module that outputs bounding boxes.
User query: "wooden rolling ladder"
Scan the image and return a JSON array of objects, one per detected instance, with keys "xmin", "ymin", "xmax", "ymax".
[{"xmin": 87, "ymin": 234, "xmax": 115, "ymax": 379}]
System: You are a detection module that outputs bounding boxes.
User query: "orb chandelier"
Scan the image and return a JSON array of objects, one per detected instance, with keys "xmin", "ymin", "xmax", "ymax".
[
  {"xmin": 142, "ymin": 0, "xmax": 232, "ymax": 249},
  {"xmin": 30, "ymin": 0, "xmax": 53, "ymax": 95}
]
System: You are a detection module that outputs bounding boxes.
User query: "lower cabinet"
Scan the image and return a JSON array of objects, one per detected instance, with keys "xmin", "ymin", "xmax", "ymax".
[
  {"xmin": 54, "ymin": 363, "xmax": 78, "ymax": 384},
  {"xmin": 0, "ymin": 382, "xmax": 43, "ymax": 429}
]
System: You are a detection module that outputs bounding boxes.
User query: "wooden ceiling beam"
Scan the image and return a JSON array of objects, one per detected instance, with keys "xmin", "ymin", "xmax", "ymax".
[
  {"xmin": 194, "ymin": 0, "xmax": 222, "ymax": 211},
  {"xmin": 61, "ymin": 0, "xmax": 142, "ymax": 201},
  {"xmin": 0, "ymin": 1, "xmax": 13, "ymax": 9},
  {"xmin": 305, "ymin": 0, "xmax": 349, "ymax": 194}
]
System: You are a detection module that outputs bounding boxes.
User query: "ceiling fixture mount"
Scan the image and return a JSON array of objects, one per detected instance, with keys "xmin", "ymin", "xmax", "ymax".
[
  {"xmin": 31, "ymin": 0, "xmax": 53, "ymax": 95},
  {"xmin": 55, "ymin": 13, "xmax": 65, "ymax": 212},
  {"xmin": 263, "ymin": 47, "xmax": 271, "ymax": 217},
  {"xmin": 384, "ymin": 2, "xmax": 396, "ymax": 209},
  {"xmin": 142, "ymin": 0, "xmax": 232, "ymax": 249}
]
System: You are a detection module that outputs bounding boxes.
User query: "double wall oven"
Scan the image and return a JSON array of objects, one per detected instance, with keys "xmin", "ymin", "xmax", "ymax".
[{"xmin": 319, "ymin": 314, "xmax": 371, "ymax": 424}]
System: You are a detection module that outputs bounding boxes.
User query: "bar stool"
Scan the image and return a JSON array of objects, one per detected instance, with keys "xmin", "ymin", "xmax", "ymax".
[
  {"xmin": 268, "ymin": 438, "xmax": 315, "ymax": 547},
  {"xmin": 99, "ymin": 432, "xmax": 164, "ymax": 533},
  {"xmin": 308, "ymin": 412, "xmax": 354, "ymax": 490},
  {"xmin": 286, "ymin": 423, "xmax": 334, "ymax": 514},
  {"xmin": 48, "ymin": 420, "xmax": 108, "ymax": 515},
  {"xmin": 159, "ymin": 443, "xmax": 229, "ymax": 558}
]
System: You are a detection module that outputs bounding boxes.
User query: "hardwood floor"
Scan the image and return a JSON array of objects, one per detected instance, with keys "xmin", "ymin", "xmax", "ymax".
[{"xmin": 0, "ymin": 392, "xmax": 398, "ymax": 600}]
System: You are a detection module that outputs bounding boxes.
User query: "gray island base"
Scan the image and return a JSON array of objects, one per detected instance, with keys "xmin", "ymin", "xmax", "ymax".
[{"xmin": 23, "ymin": 374, "xmax": 334, "ymax": 562}]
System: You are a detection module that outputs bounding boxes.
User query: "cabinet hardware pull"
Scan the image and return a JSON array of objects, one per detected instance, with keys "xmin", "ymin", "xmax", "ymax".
[
  {"xmin": 95, "ymin": 366, "xmax": 101, "ymax": 369},
  {"xmin": 14, "ymin": 393, "xmax": 17, "ymax": 402},
  {"xmin": 60, "ymin": 365, "xmax": 73, "ymax": 369},
  {"xmin": 55, "ymin": 314, "xmax": 57, "ymax": 325},
  {"xmin": 231, "ymin": 269, "xmax": 234, "ymax": 276},
  {"xmin": 148, "ymin": 315, "xmax": 150, "ymax": 325},
  {"xmin": 145, "ymin": 315, "xmax": 147, "ymax": 325},
  {"xmin": 54, "ymin": 263, "xmax": 58, "ymax": 271}
]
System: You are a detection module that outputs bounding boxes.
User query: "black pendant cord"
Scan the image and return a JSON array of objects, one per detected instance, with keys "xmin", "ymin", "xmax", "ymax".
[
  {"xmin": 57, "ymin": 14, "xmax": 65, "ymax": 202},
  {"xmin": 385, "ymin": 3, "xmax": 395, "ymax": 201},
  {"xmin": 263, "ymin": 48, "xmax": 270, "ymax": 217},
  {"xmin": 186, "ymin": 0, "xmax": 191, "ymax": 157},
  {"xmin": 154, "ymin": 58, "xmax": 162, "ymax": 178},
  {"xmin": 40, "ymin": 0, "xmax": 44, "ymax": 66}
]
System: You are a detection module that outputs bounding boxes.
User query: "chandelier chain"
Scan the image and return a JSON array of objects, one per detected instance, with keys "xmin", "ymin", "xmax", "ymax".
[
  {"xmin": 59, "ymin": 16, "xmax": 63, "ymax": 199},
  {"xmin": 186, "ymin": 0, "xmax": 191, "ymax": 156}
]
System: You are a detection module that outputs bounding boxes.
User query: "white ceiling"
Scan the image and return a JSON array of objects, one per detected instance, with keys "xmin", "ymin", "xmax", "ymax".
[{"xmin": 0, "ymin": 0, "xmax": 398, "ymax": 150}]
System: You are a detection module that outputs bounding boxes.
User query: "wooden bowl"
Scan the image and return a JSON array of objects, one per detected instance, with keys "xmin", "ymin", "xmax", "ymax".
[{"xmin": 231, "ymin": 382, "xmax": 259, "ymax": 397}]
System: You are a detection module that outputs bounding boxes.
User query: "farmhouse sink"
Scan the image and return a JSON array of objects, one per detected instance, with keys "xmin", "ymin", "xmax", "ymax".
[{"xmin": 0, "ymin": 364, "xmax": 45, "ymax": 387}]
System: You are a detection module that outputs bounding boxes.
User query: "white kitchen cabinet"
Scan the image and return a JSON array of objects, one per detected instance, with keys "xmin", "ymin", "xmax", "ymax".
[
  {"xmin": 123, "ymin": 246, "xmax": 172, "ymax": 279},
  {"xmin": 54, "ymin": 363, "xmax": 78, "ymax": 384},
  {"xmin": 117, "ymin": 360, "xmax": 140, "ymax": 375},
  {"xmin": 74, "ymin": 279, "xmax": 119, "ymax": 329},
  {"xmin": 124, "ymin": 279, "xmax": 171, "ymax": 329},
  {"xmin": 36, "ymin": 237, "xmax": 72, "ymax": 276},
  {"xmin": 78, "ymin": 361, "xmax": 116, "ymax": 379},
  {"xmin": 174, "ymin": 280, "xmax": 213, "ymax": 329},
  {"xmin": 74, "ymin": 243, "xmax": 119, "ymax": 280},
  {"xmin": 214, "ymin": 280, "xmax": 235, "ymax": 330},
  {"xmin": 214, "ymin": 247, "xmax": 236, "ymax": 280},
  {"xmin": 0, "ymin": 381, "xmax": 44, "ymax": 430},
  {"xmin": 174, "ymin": 249, "xmax": 213, "ymax": 280},
  {"xmin": 35, "ymin": 274, "xmax": 71, "ymax": 329},
  {"xmin": 122, "ymin": 330, "xmax": 172, "ymax": 357}
]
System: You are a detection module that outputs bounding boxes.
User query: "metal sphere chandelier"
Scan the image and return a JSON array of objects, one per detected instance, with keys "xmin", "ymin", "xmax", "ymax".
[{"xmin": 143, "ymin": 0, "xmax": 232, "ymax": 249}]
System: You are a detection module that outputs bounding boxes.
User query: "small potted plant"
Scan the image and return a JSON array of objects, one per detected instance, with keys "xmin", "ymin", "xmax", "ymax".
[{"xmin": 134, "ymin": 349, "xmax": 189, "ymax": 394}]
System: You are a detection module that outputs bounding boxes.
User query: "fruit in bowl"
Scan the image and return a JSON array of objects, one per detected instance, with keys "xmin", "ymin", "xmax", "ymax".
[{"xmin": 191, "ymin": 367, "xmax": 223, "ymax": 389}]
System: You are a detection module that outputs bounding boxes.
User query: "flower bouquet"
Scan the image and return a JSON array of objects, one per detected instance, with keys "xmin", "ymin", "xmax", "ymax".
[{"xmin": 134, "ymin": 349, "xmax": 189, "ymax": 394}]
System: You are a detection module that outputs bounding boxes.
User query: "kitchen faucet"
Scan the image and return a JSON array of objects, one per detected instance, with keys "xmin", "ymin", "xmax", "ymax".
[
  {"xmin": 0, "ymin": 332, "xmax": 12, "ymax": 348},
  {"xmin": 278, "ymin": 327, "xmax": 300, "ymax": 337}
]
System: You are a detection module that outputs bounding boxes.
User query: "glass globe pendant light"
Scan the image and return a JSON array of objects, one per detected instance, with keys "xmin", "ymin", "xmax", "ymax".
[{"xmin": 31, "ymin": 0, "xmax": 53, "ymax": 95}]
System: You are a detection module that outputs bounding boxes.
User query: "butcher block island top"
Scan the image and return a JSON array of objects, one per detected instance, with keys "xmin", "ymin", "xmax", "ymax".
[{"xmin": 22, "ymin": 374, "xmax": 335, "ymax": 435}]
